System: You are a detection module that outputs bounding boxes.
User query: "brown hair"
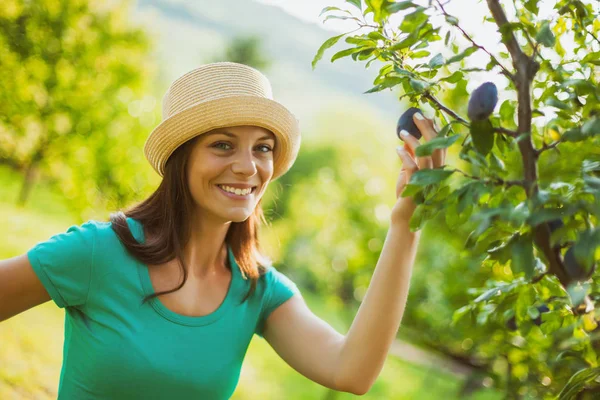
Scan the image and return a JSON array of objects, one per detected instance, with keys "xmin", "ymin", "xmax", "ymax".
[{"xmin": 108, "ymin": 134, "xmax": 272, "ymax": 306}]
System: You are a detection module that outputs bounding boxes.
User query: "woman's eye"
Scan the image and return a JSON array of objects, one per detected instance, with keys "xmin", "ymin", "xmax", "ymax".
[
  {"xmin": 214, "ymin": 142, "xmax": 231, "ymax": 150},
  {"xmin": 213, "ymin": 143, "xmax": 273, "ymax": 153}
]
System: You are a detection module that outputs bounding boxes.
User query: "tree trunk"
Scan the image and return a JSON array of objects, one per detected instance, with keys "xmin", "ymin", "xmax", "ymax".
[{"xmin": 17, "ymin": 159, "xmax": 38, "ymax": 207}]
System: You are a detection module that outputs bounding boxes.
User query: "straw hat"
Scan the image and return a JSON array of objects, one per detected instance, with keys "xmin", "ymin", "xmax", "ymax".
[{"xmin": 144, "ymin": 62, "xmax": 301, "ymax": 181}]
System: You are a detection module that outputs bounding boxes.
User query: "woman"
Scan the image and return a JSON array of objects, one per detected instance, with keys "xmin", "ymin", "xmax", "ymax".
[{"xmin": 0, "ymin": 62, "xmax": 445, "ymax": 398}]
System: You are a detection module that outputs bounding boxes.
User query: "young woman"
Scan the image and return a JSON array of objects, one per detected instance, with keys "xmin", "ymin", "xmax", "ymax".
[{"xmin": 0, "ymin": 61, "xmax": 445, "ymax": 398}]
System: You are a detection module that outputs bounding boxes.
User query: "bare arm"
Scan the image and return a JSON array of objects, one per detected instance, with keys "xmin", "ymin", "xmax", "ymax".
[
  {"xmin": 336, "ymin": 222, "xmax": 420, "ymax": 394},
  {"xmin": 0, "ymin": 254, "xmax": 51, "ymax": 322}
]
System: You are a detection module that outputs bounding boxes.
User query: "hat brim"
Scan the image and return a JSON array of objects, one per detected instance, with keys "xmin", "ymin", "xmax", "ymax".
[{"xmin": 144, "ymin": 96, "xmax": 300, "ymax": 180}]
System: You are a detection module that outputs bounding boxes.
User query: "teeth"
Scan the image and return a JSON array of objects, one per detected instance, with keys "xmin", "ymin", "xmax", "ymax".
[{"xmin": 219, "ymin": 185, "xmax": 252, "ymax": 195}]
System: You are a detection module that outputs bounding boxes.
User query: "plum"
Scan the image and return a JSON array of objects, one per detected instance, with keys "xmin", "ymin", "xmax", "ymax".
[
  {"xmin": 505, "ymin": 316, "xmax": 518, "ymax": 331},
  {"xmin": 548, "ymin": 219, "xmax": 564, "ymax": 233},
  {"xmin": 396, "ymin": 107, "xmax": 423, "ymax": 140},
  {"xmin": 564, "ymin": 246, "xmax": 595, "ymax": 282},
  {"xmin": 533, "ymin": 304, "xmax": 550, "ymax": 326},
  {"xmin": 467, "ymin": 82, "xmax": 498, "ymax": 121}
]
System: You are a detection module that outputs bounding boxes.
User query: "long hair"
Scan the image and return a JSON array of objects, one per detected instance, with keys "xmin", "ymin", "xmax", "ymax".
[{"xmin": 108, "ymin": 134, "xmax": 272, "ymax": 306}]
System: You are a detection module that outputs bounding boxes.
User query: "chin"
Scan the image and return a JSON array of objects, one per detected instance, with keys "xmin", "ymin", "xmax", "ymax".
[{"xmin": 223, "ymin": 210, "xmax": 253, "ymax": 223}]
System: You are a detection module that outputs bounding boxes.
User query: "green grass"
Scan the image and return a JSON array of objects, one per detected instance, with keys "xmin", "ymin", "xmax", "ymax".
[{"xmin": 0, "ymin": 165, "xmax": 502, "ymax": 399}]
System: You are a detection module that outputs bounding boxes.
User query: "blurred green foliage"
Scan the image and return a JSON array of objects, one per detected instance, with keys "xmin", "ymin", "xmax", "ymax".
[
  {"xmin": 208, "ymin": 33, "xmax": 272, "ymax": 72},
  {"xmin": 0, "ymin": 0, "xmax": 161, "ymax": 217}
]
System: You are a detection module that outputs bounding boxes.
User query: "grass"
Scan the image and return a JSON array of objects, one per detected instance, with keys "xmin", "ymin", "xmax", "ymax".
[{"xmin": 0, "ymin": 165, "xmax": 502, "ymax": 399}]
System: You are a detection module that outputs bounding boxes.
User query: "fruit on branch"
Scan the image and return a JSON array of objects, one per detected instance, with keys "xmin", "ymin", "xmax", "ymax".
[
  {"xmin": 396, "ymin": 107, "xmax": 423, "ymax": 140},
  {"xmin": 548, "ymin": 219, "xmax": 564, "ymax": 233},
  {"xmin": 506, "ymin": 316, "xmax": 518, "ymax": 331},
  {"xmin": 563, "ymin": 246, "xmax": 595, "ymax": 282},
  {"xmin": 533, "ymin": 304, "xmax": 550, "ymax": 326},
  {"xmin": 467, "ymin": 82, "xmax": 498, "ymax": 121},
  {"xmin": 505, "ymin": 304, "xmax": 550, "ymax": 330}
]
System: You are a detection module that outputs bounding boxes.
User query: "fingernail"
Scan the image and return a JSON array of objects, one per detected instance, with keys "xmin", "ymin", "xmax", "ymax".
[
  {"xmin": 400, "ymin": 129, "xmax": 410, "ymax": 138},
  {"xmin": 396, "ymin": 145, "xmax": 404, "ymax": 153},
  {"xmin": 415, "ymin": 113, "xmax": 425, "ymax": 120}
]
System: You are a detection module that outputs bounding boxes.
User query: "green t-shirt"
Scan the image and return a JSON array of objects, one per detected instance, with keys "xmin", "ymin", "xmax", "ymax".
[{"xmin": 27, "ymin": 217, "xmax": 300, "ymax": 399}]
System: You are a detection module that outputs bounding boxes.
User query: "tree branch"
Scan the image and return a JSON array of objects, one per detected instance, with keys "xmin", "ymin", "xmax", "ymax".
[
  {"xmin": 535, "ymin": 139, "xmax": 562, "ymax": 157},
  {"xmin": 435, "ymin": 0, "xmax": 514, "ymax": 81},
  {"xmin": 485, "ymin": 0, "xmax": 574, "ymax": 288},
  {"xmin": 423, "ymin": 92, "xmax": 518, "ymax": 137},
  {"xmin": 452, "ymin": 168, "xmax": 525, "ymax": 189}
]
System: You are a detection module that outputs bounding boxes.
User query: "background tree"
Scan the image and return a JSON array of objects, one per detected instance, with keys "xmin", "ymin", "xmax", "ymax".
[
  {"xmin": 207, "ymin": 34, "xmax": 272, "ymax": 71},
  {"xmin": 0, "ymin": 0, "xmax": 157, "ymax": 216},
  {"xmin": 313, "ymin": 0, "xmax": 600, "ymax": 398}
]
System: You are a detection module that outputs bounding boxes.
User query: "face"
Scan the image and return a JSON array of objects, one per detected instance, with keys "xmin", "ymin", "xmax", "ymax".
[{"xmin": 186, "ymin": 125, "xmax": 276, "ymax": 223}]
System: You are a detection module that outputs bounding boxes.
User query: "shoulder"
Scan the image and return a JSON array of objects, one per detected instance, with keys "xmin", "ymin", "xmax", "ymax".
[
  {"xmin": 258, "ymin": 265, "xmax": 300, "ymax": 295},
  {"xmin": 89, "ymin": 217, "xmax": 145, "ymax": 244}
]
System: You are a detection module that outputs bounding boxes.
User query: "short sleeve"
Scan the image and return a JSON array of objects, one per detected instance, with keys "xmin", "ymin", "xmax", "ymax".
[
  {"xmin": 255, "ymin": 266, "xmax": 301, "ymax": 338},
  {"xmin": 26, "ymin": 221, "xmax": 97, "ymax": 309}
]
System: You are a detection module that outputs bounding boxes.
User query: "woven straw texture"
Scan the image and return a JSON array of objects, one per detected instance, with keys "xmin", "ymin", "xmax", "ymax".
[{"xmin": 144, "ymin": 62, "xmax": 300, "ymax": 180}]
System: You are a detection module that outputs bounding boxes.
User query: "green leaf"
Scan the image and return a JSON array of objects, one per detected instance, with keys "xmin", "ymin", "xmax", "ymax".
[
  {"xmin": 411, "ymin": 50, "xmax": 430, "ymax": 58},
  {"xmin": 331, "ymin": 46, "xmax": 368, "ymax": 62},
  {"xmin": 385, "ymin": 0, "xmax": 417, "ymax": 13},
  {"xmin": 524, "ymin": 0, "xmax": 539, "ymax": 14},
  {"xmin": 582, "ymin": 52, "xmax": 600, "ymax": 66},
  {"xmin": 511, "ymin": 233, "xmax": 535, "ymax": 279},
  {"xmin": 367, "ymin": 31, "xmax": 387, "ymax": 41},
  {"xmin": 515, "ymin": 132, "xmax": 530, "ymax": 142},
  {"xmin": 516, "ymin": 285, "xmax": 536, "ymax": 322},
  {"xmin": 399, "ymin": 8, "xmax": 428, "ymax": 33},
  {"xmin": 582, "ymin": 118, "xmax": 600, "ymax": 136},
  {"xmin": 536, "ymin": 21, "xmax": 555, "ymax": 47},
  {"xmin": 439, "ymin": 71, "xmax": 463, "ymax": 83},
  {"xmin": 415, "ymin": 134, "xmax": 460, "ymax": 157},
  {"xmin": 409, "ymin": 78, "xmax": 429, "ymax": 93},
  {"xmin": 473, "ymin": 280, "xmax": 524, "ymax": 303},
  {"xmin": 389, "ymin": 31, "xmax": 419, "ymax": 50},
  {"xmin": 546, "ymin": 97, "xmax": 570, "ymax": 110},
  {"xmin": 428, "ymin": 53, "xmax": 444, "ymax": 68},
  {"xmin": 566, "ymin": 282, "xmax": 590, "ymax": 308},
  {"xmin": 558, "ymin": 367, "xmax": 600, "ymax": 399},
  {"xmin": 527, "ymin": 206, "xmax": 576, "ymax": 227},
  {"xmin": 319, "ymin": 6, "xmax": 350, "ymax": 17},
  {"xmin": 469, "ymin": 119, "xmax": 494, "ymax": 156},
  {"xmin": 445, "ymin": 15, "xmax": 458, "ymax": 25},
  {"xmin": 451, "ymin": 304, "xmax": 473, "ymax": 326},
  {"xmin": 408, "ymin": 168, "xmax": 455, "ymax": 186},
  {"xmin": 527, "ymin": 306, "xmax": 540, "ymax": 319},
  {"xmin": 346, "ymin": 0, "xmax": 362, "ymax": 11},
  {"xmin": 312, "ymin": 33, "xmax": 347, "ymax": 70},
  {"xmin": 562, "ymin": 128, "xmax": 585, "ymax": 142},
  {"xmin": 445, "ymin": 46, "xmax": 478, "ymax": 65}
]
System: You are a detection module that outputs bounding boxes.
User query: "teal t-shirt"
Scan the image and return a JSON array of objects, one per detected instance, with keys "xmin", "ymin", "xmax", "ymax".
[{"xmin": 27, "ymin": 217, "xmax": 300, "ymax": 399}]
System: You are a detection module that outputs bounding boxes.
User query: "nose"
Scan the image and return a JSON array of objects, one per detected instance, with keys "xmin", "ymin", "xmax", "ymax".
[{"xmin": 232, "ymin": 147, "xmax": 258, "ymax": 176}]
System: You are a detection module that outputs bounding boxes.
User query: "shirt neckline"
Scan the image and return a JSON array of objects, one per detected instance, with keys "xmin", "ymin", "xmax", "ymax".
[{"xmin": 128, "ymin": 217, "xmax": 242, "ymax": 327}]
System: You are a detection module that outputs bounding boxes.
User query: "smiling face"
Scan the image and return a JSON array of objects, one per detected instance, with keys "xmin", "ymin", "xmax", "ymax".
[{"xmin": 186, "ymin": 125, "xmax": 276, "ymax": 223}]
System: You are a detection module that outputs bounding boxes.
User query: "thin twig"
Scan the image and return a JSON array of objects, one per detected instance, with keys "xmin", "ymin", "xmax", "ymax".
[
  {"xmin": 535, "ymin": 140, "xmax": 562, "ymax": 157},
  {"xmin": 452, "ymin": 168, "xmax": 525, "ymax": 188},
  {"xmin": 423, "ymin": 92, "xmax": 518, "ymax": 137},
  {"xmin": 435, "ymin": 0, "xmax": 514, "ymax": 81}
]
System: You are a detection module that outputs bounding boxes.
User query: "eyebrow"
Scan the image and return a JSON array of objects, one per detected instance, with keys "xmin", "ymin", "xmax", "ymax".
[{"xmin": 205, "ymin": 130, "xmax": 275, "ymax": 142}]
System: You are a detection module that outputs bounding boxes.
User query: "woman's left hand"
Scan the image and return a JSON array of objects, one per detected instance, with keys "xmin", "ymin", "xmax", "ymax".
[{"xmin": 391, "ymin": 112, "xmax": 447, "ymax": 227}]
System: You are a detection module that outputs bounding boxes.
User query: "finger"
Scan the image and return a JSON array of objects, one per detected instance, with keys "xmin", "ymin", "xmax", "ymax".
[
  {"xmin": 412, "ymin": 112, "xmax": 444, "ymax": 168},
  {"xmin": 396, "ymin": 146, "xmax": 419, "ymax": 174},
  {"xmin": 396, "ymin": 147, "xmax": 419, "ymax": 197},
  {"xmin": 398, "ymin": 131, "xmax": 434, "ymax": 170}
]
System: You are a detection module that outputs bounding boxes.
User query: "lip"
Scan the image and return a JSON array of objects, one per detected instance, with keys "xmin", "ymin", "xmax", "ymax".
[{"xmin": 216, "ymin": 185, "xmax": 255, "ymax": 200}]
